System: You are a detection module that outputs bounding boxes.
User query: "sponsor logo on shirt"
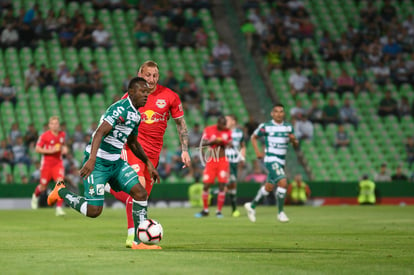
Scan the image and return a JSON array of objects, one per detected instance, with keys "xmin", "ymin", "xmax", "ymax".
[
  {"xmin": 141, "ymin": 109, "xmax": 167, "ymax": 124},
  {"xmin": 155, "ymin": 99, "xmax": 166, "ymax": 108}
]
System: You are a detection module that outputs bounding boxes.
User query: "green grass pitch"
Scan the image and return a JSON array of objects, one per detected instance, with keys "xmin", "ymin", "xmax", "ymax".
[{"xmin": 0, "ymin": 205, "xmax": 413, "ymax": 274}]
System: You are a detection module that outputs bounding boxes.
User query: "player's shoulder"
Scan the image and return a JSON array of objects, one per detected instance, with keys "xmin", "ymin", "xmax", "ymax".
[
  {"xmin": 155, "ymin": 84, "xmax": 180, "ymax": 98},
  {"xmin": 283, "ymin": 121, "xmax": 293, "ymax": 127}
]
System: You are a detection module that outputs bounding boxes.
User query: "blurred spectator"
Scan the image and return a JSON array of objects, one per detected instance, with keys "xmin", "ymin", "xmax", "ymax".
[
  {"xmin": 243, "ymin": 114, "xmax": 259, "ymax": 143},
  {"xmin": 322, "ymin": 97, "xmax": 340, "ymax": 126},
  {"xmin": 92, "ymin": 23, "xmax": 111, "ymax": 49},
  {"xmin": 11, "ymin": 136, "xmax": 31, "ymax": 167},
  {"xmin": 307, "ymin": 67, "xmax": 323, "ymax": 95},
  {"xmin": 307, "ymin": 98, "xmax": 323, "ymax": 124},
  {"xmin": 9, "ymin": 122, "xmax": 22, "ymax": 145},
  {"xmin": 0, "ymin": 76, "xmax": 17, "ymax": 106},
  {"xmin": 89, "ymin": 60, "xmax": 103, "ymax": 94},
  {"xmin": 241, "ymin": 19, "xmax": 256, "ymax": 54},
  {"xmin": 290, "ymin": 99, "xmax": 306, "ymax": 119},
  {"xmin": 38, "ymin": 64, "xmax": 55, "ymax": 91},
  {"xmin": 24, "ymin": 63, "xmax": 39, "ymax": 92},
  {"xmin": 73, "ymin": 63, "xmax": 92, "ymax": 96},
  {"xmin": 157, "ymin": 145, "xmax": 173, "ymax": 180},
  {"xmin": 86, "ymin": 122, "xmax": 98, "ymax": 137},
  {"xmin": 30, "ymin": 160, "xmax": 41, "ymax": 184},
  {"xmin": 374, "ymin": 163, "xmax": 391, "ymax": 182},
  {"xmin": 358, "ymin": 174, "xmax": 376, "ymax": 205},
  {"xmin": 380, "ymin": 0, "xmax": 396, "ymax": 22},
  {"xmin": 294, "ymin": 113, "xmax": 314, "ymax": 141},
  {"xmin": 1, "ymin": 24, "xmax": 19, "ymax": 48},
  {"xmin": 378, "ymin": 90, "xmax": 398, "ymax": 117},
  {"xmin": 289, "ymin": 66, "xmax": 308, "ymax": 96},
  {"xmin": 219, "ymin": 53, "xmax": 235, "ymax": 79},
  {"xmin": 340, "ymin": 97, "xmax": 359, "ymax": 129},
  {"xmin": 194, "ymin": 27, "xmax": 208, "ymax": 47},
  {"xmin": 398, "ymin": 96, "xmax": 412, "ymax": 118},
  {"xmin": 186, "ymin": 10, "xmax": 202, "ymax": 31},
  {"xmin": 298, "ymin": 18, "xmax": 314, "ymax": 40},
  {"xmin": 321, "ymin": 42, "xmax": 339, "ymax": 62},
  {"xmin": 134, "ymin": 23, "xmax": 155, "ymax": 49},
  {"xmin": 177, "ymin": 26, "xmax": 195, "ymax": 49},
  {"xmin": 322, "ymin": 69, "xmax": 336, "ymax": 94},
  {"xmin": 287, "ymin": 174, "xmax": 311, "ymax": 205},
  {"xmin": 180, "ymin": 73, "xmax": 200, "ymax": 109},
  {"xmin": 57, "ymin": 70, "xmax": 75, "ymax": 98},
  {"xmin": 142, "ymin": 10, "xmax": 159, "ymax": 31},
  {"xmin": 281, "ymin": 48, "xmax": 298, "ymax": 70},
  {"xmin": 245, "ymin": 160, "xmax": 267, "ymax": 183},
  {"xmin": 337, "ymin": 33, "xmax": 353, "ymax": 62},
  {"xmin": 45, "ymin": 10, "xmax": 59, "ymax": 34},
  {"xmin": 336, "ymin": 69, "xmax": 355, "ymax": 97},
  {"xmin": 73, "ymin": 21, "xmax": 93, "ymax": 49},
  {"xmin": 353, "ymin": 67, "xmax": 373, "ymax": 96},
  {"xmin": 56, "ymin": 61, "xmax": 69, "ymax": 80},
  {"xmin": 202, "ymin": 55, "xmax": 218, "ymax": 80},
  {"xmin": 334, "ymin": 124, "xmax": 350, "ymax": 150},
  {"xmin": 162, "ymin": 70, "xmax": 179, "ymax": 91},
  {"xmin": 23, "ymin": 123, "xmax": 38, "ymax": 150},
  {"xmin": 203, "ymin": 91, "xmax": 222, "ymax": 123},
  {"xmin": 406, "ymin": 136, "xmax": 414, "ymax": 168},
  {"xmin": 162, "ymin": 21, "xmax": 177, "ymax": 48},
  {"xmin": 58, "ymin": 24, "xmax": 75, "ymax": 47},
  {"xmin": 391, "ymin": 165, "xmax": 408, "ymax": 181},
  {"xmin": 266, "ymin": 44, "xmax": 281, "ymax": 72},
  {"xmin": 188, "ymin": 123, "xmax": 203, "ymax": 148},
  {"xmin": 170, "ymin": 7, "xmax": 186, "ymax": 29},
  {"xmin": 212, "ymin": 40, "xmax": 232, "ymax": 61},
  {"xmin": 0, "ymin": 139, "xmax": 13, "ymax": 165},
  {"xmin": 72, "ymin": 124, "xmax": 86, "ymax": 152},
  {"xmin": 391, "ymin": 56, "xmax": 409, "ymax": 88},
  {"xmin": 371, "ymin": 60, "xmax": 391, "ymax": 86},
  {"xmin": 298, "ymin": 47, "xmax": 315, "ymax": 69}
]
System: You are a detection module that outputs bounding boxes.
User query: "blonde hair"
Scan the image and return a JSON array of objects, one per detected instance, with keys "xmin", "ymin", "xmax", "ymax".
[
  {"xmin": 138, "ymin": 60, "xmax": 159, "ymax": 74},
  {"xmin": 49, "ymin": 116, "xmax": 60, "ymax": 123}
]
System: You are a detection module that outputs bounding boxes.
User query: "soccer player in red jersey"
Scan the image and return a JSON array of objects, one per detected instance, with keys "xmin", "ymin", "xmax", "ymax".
[
  {"xmin": 106, "ymin": 61, "xmax": 191, "ymax": 247},
  {"xmin": 195, "ymin": 116, "xmax": 232, "ymax": 218},
  {"xmin": 31, "ymin": 116, "xmax": 68, "ymax": 216}
]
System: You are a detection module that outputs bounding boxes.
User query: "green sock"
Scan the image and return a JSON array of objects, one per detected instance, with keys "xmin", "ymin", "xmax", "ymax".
[
  {"xmin": 58, "ymin": 188, "xmax": 88, "ymax": 215},
  {"xmin": 251, "ymin": 186, "xmax": 269, "ymax": 209},
  {"xmin": 276, "ymin": 187, "xmax": 287, "ymax": 213},
  {"xmin": 132, "ymin": 200, "xmax": 148, "ymax": 243},
  {"xmin": 228, "ymin": 191, "xmax": 237, "ymax": 212}
]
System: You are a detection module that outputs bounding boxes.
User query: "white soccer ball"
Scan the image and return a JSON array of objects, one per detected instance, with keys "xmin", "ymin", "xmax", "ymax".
[{"xmin": 137, "ymin": 219, "xmax": 163, "ymax": 244}]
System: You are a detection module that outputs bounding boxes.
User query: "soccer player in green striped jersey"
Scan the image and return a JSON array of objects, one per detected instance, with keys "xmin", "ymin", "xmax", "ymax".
[
  {"xmin": 244, "ymin": 104, "xmax": 299, "ymax": 223},
  {"xmin": 47, "ymin": 77, "xmax": 162, "ymax": 249},
  {"xmin": 225, "ymin": 114, "xmax": 246, "ymax": 217}
]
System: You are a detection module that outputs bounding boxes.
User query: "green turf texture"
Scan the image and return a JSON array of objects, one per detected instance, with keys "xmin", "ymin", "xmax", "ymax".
[{"xmin": 0, "ymin": 206, "xmax": 413, "ymax": 274}]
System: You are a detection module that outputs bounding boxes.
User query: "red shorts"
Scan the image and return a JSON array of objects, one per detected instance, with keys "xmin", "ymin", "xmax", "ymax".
[
  {"xmin": 122, "ymin": 149, "xmax": 159, "ymax": 196},
  {"xmin": 40, "ymin": 163, "xmax": 64, "ymax": 186},
  {"xmin": 202, "ymin": 156, "xmax": 229, "ymax": 184}
]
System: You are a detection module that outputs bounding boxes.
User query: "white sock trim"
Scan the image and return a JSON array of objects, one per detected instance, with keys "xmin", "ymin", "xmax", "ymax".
[
  {"xmin": 127, "ymin": 228, "xmax": 135, "ymax": 236},
  {"xmin": 132, "ymin": 199, "xmax": 147, "ymax": 207},
  {"xmin": 276, "ymin": 187, "xmax": 287, "ymax": 194},
  {"xmin": 80, "ymin": 202, "xmax": 88, "ymax": 216},
  {"xmin": 260, "ymin": 186, "xmax": 270, "ymax": 196}
]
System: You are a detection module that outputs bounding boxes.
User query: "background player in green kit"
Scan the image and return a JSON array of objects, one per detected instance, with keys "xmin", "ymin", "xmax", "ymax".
[
  {"xmin": 47, "ymin": 77, "xmax": 161, "ymax": 250},
  {"xmin": 225, "ymin": 114, "xmax": 246, "ymax": 217},
  {"xmin": 244, "ymin": 104, "xmax": 299, "ymax": 223}
]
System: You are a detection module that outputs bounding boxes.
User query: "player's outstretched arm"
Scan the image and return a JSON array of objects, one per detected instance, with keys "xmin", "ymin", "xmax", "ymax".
[
  {"xmin": 288, "ymin": 133, "xmax": 299, "ymax": 149},
  {"xmin": 174, "ymin": 117, "xmax": 191, "ymax": 168},
  {"xmin": 251, "ymin": 134, "xmax": 264, "ymax": 159},
  {"xmin": 127, "ymin": 135, "xmax": 160, "ymax": 183},
  {"xmin": 80, "ymin": 121, "xmax": 112, "ymax": 179}
]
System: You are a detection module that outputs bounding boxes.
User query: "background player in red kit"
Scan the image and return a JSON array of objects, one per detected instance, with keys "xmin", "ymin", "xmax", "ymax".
[
  {"xmin": 195, "ymin": 116, "xmax": 232, "ymax": 218},
  {"xmin": 107, "ymin": 61, "xmax": 191, "ymax": 247},
  {"xmin": 31, "ymin": 116, "xmax": 68, "ymax": 216}
]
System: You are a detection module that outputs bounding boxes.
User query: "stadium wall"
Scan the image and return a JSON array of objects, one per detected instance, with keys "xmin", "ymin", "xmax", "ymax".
[{"xmin": 0, "ymin": 182, "xmax": 413, "ymax": 205}]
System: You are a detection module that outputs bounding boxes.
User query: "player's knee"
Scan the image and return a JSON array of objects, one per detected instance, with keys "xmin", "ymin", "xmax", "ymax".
[
  {"xmin": 130, "ymin": 184, "xmax": 147, "ymax": 201},
  {"xmin": 87, "ymin": 206, "xmax": 102, "ymax": 218},
  {"xmin": 277, "ymin": 179, "xmax": 287, "ymax": 188}
]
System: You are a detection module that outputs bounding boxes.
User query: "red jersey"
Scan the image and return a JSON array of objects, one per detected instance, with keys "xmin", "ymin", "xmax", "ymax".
[
  {"xmin": 122, "ymin": 84, "xmax": 184, "ymax": 159},
  {"xmin": 203, "ymin": 125, "xmax": 232, "ymax": 148},
  {"xmin": 36, "ymin": 130, "xmax": 66, "ymax": 166}
]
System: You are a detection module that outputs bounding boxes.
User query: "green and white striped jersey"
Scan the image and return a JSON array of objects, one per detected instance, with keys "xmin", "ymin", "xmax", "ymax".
[
  {"xmin": 225, "ymin": 127, "xmax": 244, "ymax": 163},
  {"xmin": 86, "ymin": 97, "xmax": 141, "ymax": 163},
  {"xmin": 253, "ymin": 120, "xmax": 294, "ymax": 166}
]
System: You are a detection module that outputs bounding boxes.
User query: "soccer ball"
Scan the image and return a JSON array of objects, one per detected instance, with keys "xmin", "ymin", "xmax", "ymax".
[{"xmin": 137, "ymin": 219, "xmax": 163, "ymax": 244}]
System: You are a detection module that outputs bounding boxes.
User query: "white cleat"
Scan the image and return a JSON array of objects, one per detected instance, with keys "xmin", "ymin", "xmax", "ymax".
[
  {"xmin": 31, "ymin": 193, "xmax": 38, "ymax": 210},
  {"xmin": 244, "ymin": 202, "xmax": 256, "ymax": 222},
  {"xmin": 277, "ymin": 211, "xmax": 289, "ymax": 223},
  {"xmin": 55, "ymin": 207, "xmax": 66, "ymax": 216}
]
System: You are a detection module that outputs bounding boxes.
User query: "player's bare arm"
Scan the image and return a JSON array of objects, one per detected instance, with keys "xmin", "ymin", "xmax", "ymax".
[
  {"xmin": 240, "ymin": 141, "xmax": 246, "ymax": 162},
  {"xmin": 80, "ymin": 121, "xmax": 112, "ymax": 179},
  {"xmin": 174, "ymin": 116, "xmax": 191, "ymax": 168},
  {"xmin": 289, "ymin": 133, "xmax": 299, "ymax": 149},
  {"xmin": 35, "ymin": 145, "xmax": 59, "ymax": 154},
  {"xmin": 127, "ymin": 135, "xmax": 160, "ymax": 183},
  {"xmin": 251, "ymin": 134, "xmax": 264, "ymax": 159}
]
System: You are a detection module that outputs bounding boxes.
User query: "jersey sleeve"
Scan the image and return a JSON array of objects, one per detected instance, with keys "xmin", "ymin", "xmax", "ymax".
[
  {"xmin": 36, "ymin": 133, "xmax": 45, "ymax": 148},
  {"xmin": 170, "ymin": 92, "xmax": 184, "ymax": 119},
  {"xmin": 103, "ymin": 104, "xmax": 126, "ymax": 128},
  {"xmin": 253, "ymin": 123, "xmax": 266, "ymax": 137}
]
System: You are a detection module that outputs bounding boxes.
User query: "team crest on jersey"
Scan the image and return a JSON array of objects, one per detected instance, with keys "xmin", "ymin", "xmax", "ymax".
[
  {"xmin": 155, "ymin": 99, "xmax": 166, "ymax": 109},
  {"xmin": 222, "ymin": 133, "xmax": 228, "ymax": 140}
]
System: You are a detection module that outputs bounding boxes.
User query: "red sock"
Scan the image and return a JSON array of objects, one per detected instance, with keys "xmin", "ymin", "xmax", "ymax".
[
  {"xmin": 110, "ymin": 189, "xmax": 129, "ymax": 204},
  {"xmin": 217, "ymin": 191, "xmax": 226, "ymax": 212},
  {"xmin": 56, "ymin": 198, "xmax": 63, "ymax": 207},
  {"xmin": 125, "ymin": 196, "xmax": 134, "ymax": 230},
  {"xmin": 202, "ymin": 191, "xmax": 209, "ymax": 211},
  {"xmin": 34, "ymin": 185, "xmax": 42, "ymax": 197}
]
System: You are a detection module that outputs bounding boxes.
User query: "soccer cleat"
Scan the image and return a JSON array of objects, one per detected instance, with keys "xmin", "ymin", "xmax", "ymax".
[
  {"xmin": 277, "ymin": 211, "xmax": 289, "ymax": 223},
  {"xmin": 125, "ymin": 234, "xmax": 134, "ymax": 248},
  {"xmin": 216, "ymin": 212, "xmax": 224, "ymax": 218},
  {"xmin": 131, "ymin": 242, "xmax": 162, "ymax": 250},
  {"xmin": 232, "ymin": 209, "xmax": 240, "ymax": 217},
  {"xmin": 244, "ymin": 202, "xmax": 256, "ymax": 222},
  {"xmin": 31, "ymin": 193, "xmax": 38, "ymax": 210},
  {"xmin": 55, "ymin": 206, "xmax": 66, "ymax": 216},
  {"xmin": 47, "ymin": 181, "xmax": 66, "ymax": 206},
  {"xmin": 194, "ymin": 210, "xmax": 209, "ymax": 218}
]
